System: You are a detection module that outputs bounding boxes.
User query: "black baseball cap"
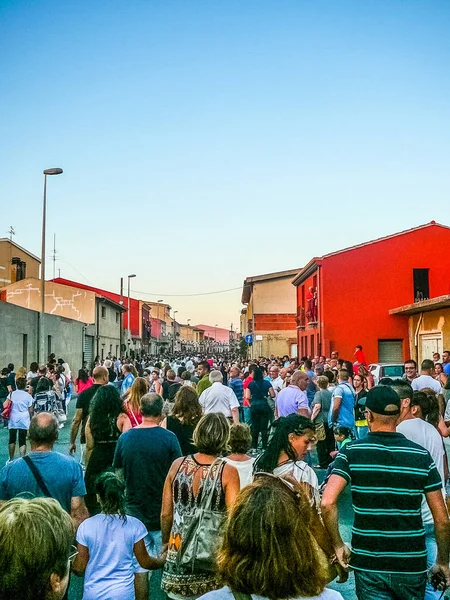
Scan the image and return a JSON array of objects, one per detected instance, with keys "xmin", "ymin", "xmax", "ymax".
[{"xmin": 365, "ymin": 385, "xmax": 400, "ymax": 416}]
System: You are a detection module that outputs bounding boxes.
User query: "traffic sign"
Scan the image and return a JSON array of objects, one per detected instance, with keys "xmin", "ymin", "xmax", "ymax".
[{"xmin": 245, "ymin": 334, "xmax": 253, "ymax": 344}]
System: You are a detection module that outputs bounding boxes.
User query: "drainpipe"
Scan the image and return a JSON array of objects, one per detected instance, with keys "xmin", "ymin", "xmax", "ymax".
[
  {"xmin": 317, "ymin": 266, "xmax": 322, "ymax": 355},
  {"xmin": 96, "ymin": 299, "xmax": 100, "ymax": 361},
  {"xmin": 414, "ymin": 312, "xmax": 423, "ymax": 364}
]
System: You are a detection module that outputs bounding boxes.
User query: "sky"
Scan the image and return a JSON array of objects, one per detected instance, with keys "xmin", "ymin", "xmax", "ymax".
[{"xmin": 1, "ymin": 0, "xmax": 450, "ymax": 329}]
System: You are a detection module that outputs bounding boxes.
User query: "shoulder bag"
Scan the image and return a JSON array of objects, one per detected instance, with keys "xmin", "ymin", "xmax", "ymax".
[
  {"xmin": 176, "ymin": 458, "xmax": 225, "ymax": 573},
  {"xmin": 1, "ymin": 393, "xmax": 12, "ymax": 419},
  {"xmin": 23, "ymin": 455, "xmax": 52, "ymax": 497}
]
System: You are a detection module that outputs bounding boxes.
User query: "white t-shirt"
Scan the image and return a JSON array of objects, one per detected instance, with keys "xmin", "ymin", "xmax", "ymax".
[
  {"xmin": 411, "ymin": 375, "xmax": 442, "ymax": 395},
  {"xmin": 8, "ymin": 390, "xmax": 33, "ymax": 430},
  {"xmin": 199, "ymin": 382, "xmax": 240, "ymax": 418},
  {"xmin": 397, "ymin": 418, "xmax": 445, "ymax": 525},
  {"xmin": 224, "ymin": 457, "xmax": 255, "ymax": 488},
  {"xmin": 198, "ymin": 585, "xmax": 342, "ymax": 600},
  {"xmin": 76, "ymin": 513, "xmax": 147, "ymax": 600}
]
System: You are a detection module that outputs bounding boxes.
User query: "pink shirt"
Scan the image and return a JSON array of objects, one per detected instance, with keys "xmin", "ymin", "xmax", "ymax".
[{"xmin": 76, "ymin": 377, "xmax": 94, "ymax": 394}]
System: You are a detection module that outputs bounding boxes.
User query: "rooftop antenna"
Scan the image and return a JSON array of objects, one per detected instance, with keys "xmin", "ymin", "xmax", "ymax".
[
  {"xmin": 52, "ymin": 233, "xmax": 58, "ymax": 279},
  {"xmin": 8, "ymin": 226, "xmax": 16, "ymax": 241}
]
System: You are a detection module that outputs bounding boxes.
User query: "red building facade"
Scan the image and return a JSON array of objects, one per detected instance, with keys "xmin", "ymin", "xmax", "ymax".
[{"xmin": 292, "ymin": 222, "xmax": 450, "ymax": 364}]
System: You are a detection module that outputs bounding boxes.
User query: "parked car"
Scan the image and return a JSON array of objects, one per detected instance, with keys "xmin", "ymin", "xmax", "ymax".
[{"xmin": 369, "ymin": 363, "xmax": 405, "ymax": 386}]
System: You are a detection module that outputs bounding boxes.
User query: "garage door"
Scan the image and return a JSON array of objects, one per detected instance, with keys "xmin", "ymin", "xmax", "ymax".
[{"xmin": 378, "ymin": 339, "xmax": 403, "ymax": 363}]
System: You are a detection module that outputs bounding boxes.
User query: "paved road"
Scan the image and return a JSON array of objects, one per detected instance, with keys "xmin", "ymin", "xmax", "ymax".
[{"xmin": 0, "ymin": 398, "xmax": 357, "ymax": 600}]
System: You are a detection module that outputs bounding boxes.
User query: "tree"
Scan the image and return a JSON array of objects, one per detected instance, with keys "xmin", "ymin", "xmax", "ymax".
[{"xmin": 239, "ymin": 337, "xmax": 249, "ymax": 358}]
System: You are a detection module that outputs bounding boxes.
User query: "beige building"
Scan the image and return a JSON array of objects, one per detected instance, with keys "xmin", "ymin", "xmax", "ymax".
[
  {"xmin": 241, "ymin": 268, "xmax": 300, "ymax": 358},
  {"xmin": 390, "ymin": 295, "xmax": 450, "ymax": 364},
  {"xmin": 0, "ymin": 239, "xmax": 40, "ymax": 289},
  {"xmin": 179, "ymin": 324, "xmax": 205, "ymax": 352}
]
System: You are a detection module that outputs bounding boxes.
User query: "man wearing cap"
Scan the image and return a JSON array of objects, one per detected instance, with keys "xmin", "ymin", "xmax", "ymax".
[{"xmin": 321, "ymin": 385, "xmax": 450, "ymax": 600}]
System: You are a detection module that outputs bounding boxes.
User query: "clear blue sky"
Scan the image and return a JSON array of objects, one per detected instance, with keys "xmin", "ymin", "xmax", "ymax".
[{"xmin": 1, "ymin": 0, "xmax": 449, "ymax": 328}]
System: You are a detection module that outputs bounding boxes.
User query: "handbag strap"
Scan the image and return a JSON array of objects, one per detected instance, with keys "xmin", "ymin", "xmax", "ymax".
[
  {"xmin": 200, "ymin": 458, "xmax": 223, "ymax": 512},
  {"xmin": 23, "ymin": 456, "xmax": 52, "ymax": 497}
]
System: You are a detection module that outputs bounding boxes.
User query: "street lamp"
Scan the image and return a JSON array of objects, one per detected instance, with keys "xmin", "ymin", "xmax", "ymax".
[
  {"xmin": 172, "ymin": 310, "xmax": 178, "ymax": 354},
  {"xmin": 40, "ymin": 168, "xmax": 63, "ymax": 363},
  {"xmin": 127, "ymin": 274, "xmax": 136, "ymax": 355}
]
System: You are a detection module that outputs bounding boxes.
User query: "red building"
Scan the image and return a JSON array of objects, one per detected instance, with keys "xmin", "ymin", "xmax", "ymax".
[{"xmin": 292, "ymin": 222, "xmax": 450, "ymax": 364}]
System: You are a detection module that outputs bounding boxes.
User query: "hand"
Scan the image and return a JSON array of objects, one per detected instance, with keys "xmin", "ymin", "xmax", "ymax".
[
  {"xmin": 334, "ymin": 544, "xmax": 351, "ymax": 571},
  {"xmin": 429, "ymin": 564, "xmax": 450, "ymax": 591},
  {"xmin": 69, "ymin": 443, "xmax": 76, "ymax": 455}
]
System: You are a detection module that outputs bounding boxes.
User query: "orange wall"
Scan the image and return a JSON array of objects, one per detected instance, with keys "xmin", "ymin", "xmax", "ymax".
[
  {"xmin": 255, "ymin": 313, "xmax": 297, "ymax": 331},
  {"xmin": 321, "ymin": 224, "xmax": 450, "ymax": 363}
]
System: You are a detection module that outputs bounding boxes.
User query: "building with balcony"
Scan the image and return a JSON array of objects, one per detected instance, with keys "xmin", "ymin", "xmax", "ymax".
[
  {"xmin": 292, "ymin": 221, "xmax": 450, "ymax": 363},
  {"xmin": 241, "ymin": 268, "xmax": 300, "ymax": 358}
]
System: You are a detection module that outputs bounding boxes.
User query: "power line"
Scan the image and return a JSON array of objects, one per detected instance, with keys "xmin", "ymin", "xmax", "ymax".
[{"xmin": 130, "ymin": 286, "xmax": 242, "ymax": 298}]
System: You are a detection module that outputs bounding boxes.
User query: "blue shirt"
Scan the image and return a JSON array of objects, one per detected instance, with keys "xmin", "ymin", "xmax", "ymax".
[
  {"xmin": 329, "ymin": 382, "xmax": 356, "ymax": 429},
  {"xmin": 121, "ymin": 373, "xmax": 135, "ymax": 396},
  {"xmin": 0, "ymin": 451, "xmax": 86, "ymax": 512},
  {"xmin": 305, "ymin": 369, "xmax": 317, "ymax": 406},
  {"xmin": 228, "ymin": 377, "xmax": 244, "ymax": 405},
  {"xmin": 444, "ymin": 363, "xmax": 450, "ymax": 375}
]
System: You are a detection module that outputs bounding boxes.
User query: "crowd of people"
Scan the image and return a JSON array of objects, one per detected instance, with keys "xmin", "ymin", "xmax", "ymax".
[{"xmin": 1, "ymin": 346, "xmax": 450, "ymax": 600}]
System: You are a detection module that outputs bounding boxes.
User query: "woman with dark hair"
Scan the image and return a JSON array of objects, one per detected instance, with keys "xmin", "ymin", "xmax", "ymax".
[
  {"xmin": 73, "ymin": 471, "xmax": 165, "ymax": 600},
  {"xmin": 197, "ymin": 476, "xmax": 343, "ymax": 600},
  {"xmin": 243, "ymin": 367, "xmax": 275, "ymax": 450},
  {"xmin": 27, "ymin": 362, "xmax": 39, "ymax": 381},
  {"xmin": 76, "ymin": 368, "xmax": 94, "ymax": 395},
  {"xmin": 84, "ymin": 386, "xmax": 131, "ymax": 515},
  {"xmin": 254, "ymin": 414, "xmax": 319, "ymax": 507},
  {"xmin": 161, "ymin": 386, "xmax": 202, "ymax": 454}
]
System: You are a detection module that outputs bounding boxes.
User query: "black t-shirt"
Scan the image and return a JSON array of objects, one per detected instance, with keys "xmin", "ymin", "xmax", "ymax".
[
  {"xmin": 30, "ymin": 376, "xmax": 53, "ymax": 398},
  {"xmin": 355, "ymin": 389, "xmax": 368, "ymax": 421},
  {"xmin": 166, "ymin": 415, "xmax": 197, "ymax": 455},
  {"xmin": 0, "ymin": 377, "xmax": 10, "ymax": 400},
  {"xmin": 76, "ymin": 384, "xmax": 102, "ymax": 443},
  {"xmin": 162, "ymin": 380, "xmax": 182, "ymax": 401},
  {"xmin": 7, "ymin": 373, "xmax": 16, "ymax": 392},
  {"xmin": 113, "ymin": 427, "xmax": 182, "ymax": 530}
]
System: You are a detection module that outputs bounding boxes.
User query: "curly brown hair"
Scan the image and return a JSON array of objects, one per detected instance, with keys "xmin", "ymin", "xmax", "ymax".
[
  {"xmin": 171, "ymin": 386, "xmax": 202, "ymax": 426},
  {"xmin": 217, "ymin": 475, "xmax": 327, "ymax": 598}
]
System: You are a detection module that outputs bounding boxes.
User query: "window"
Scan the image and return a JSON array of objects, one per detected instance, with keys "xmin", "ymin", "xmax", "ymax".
[
  {"xmin": 116, "ymin": 312, "xmax": 119, "ymax": 323},
  {"xmin": 22, "ymin": 334, "xmax": 28, "ymax": 367},
  {"xmin": 110, "ymin": 344, "xmax": 112, "ymax": 354},
  {"xmin": 101, "ymin": 306, "xmax": 106, "ymax": 319},
  {"xmin": 378, "ymin": 339, "xmax": 403, "ymax": 363},
  {"xmin": 413, "ymin": 269, "xmax": 429, "ymax": 303},
  {"xmin": 116, "ymin": 345, "xmax": 119, "ymax": 357},
  {"xmin": 47, "ymin": 335, "xmax": 52, "ymax": 356}
]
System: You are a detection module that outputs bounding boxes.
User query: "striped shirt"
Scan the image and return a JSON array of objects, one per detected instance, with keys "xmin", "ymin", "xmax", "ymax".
[{"xmin": 332, "ymin": 431, "xmax": 442, "ymax": 574}]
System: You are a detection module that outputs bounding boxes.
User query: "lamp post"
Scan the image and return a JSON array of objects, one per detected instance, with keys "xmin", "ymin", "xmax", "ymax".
[
  {"xmin": 172, "ymin": 310, "xmax": 178, "ymax": 354},
  {"xmin": 40, "ymin": 168, "xmax": 63, "ymax": 363},
  {"xmin": 127, "ymin": 274, "xmax": 136, "ymax": 356}
]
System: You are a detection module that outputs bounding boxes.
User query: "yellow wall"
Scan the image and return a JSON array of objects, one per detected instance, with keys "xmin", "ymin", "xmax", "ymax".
[
  {"xmin": 249, "ymin": 330, "xmax": 297, "ymax": 358},
  {"xmin": 2, "ymin": 278, "xmax": 95, "ymax": 323},
  {"xmin": 407, "ymin": 308, "xmax": 450, "ymax": 363},
  {"xmin": 253, "ymin": 278, "xmax": 296, "ymax": 314},
  {"xmin": 0, "ymin": 240, "xmax": 40, "ymax": 288}
]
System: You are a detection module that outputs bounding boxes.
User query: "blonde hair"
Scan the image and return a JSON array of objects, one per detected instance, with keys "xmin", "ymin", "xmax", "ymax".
[
  {"xmin": 0, "ymin": 497, "xmax": 73, "ymax": 600},
  {"xmin": 217, "ymin": 476, "xmax": 327, "ymax": 598},
  {"xmin": 125, "ymin": 376, "xmax": 149, "ymax": 414},
  {"xmin": 317, "ymin": 375, "xmax": 329, "ymax": 390},
  {"xmin": 15, "ymin": 366, "xmax": 27, "ymax": 380}
]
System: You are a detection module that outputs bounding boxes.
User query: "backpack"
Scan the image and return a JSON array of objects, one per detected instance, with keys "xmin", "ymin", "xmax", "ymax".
[
  {"xmin": 168, "ymin": 382, "xmax": 182, "ymax": 401},
  {"xmin": 34, "ymin": 390, "xmax": 59, "ymax": 414}
]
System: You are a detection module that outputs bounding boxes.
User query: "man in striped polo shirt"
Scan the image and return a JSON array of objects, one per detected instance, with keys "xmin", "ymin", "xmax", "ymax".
[{"xmin": 321, "ymin": 385, "xmax": 450, "ymax": 600}]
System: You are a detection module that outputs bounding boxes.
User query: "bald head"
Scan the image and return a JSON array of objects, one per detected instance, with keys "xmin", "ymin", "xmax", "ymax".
[
  {"xmin": 29, "ymin": 412, "xmax": 59, "ymax": 447},
  {"xmin": 93, "ymin": 366, "xmax": 109, "ymax": 384},
  {"xmin": 291, "ymin": 370, "xmax": 308, "ymax": 391}
]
